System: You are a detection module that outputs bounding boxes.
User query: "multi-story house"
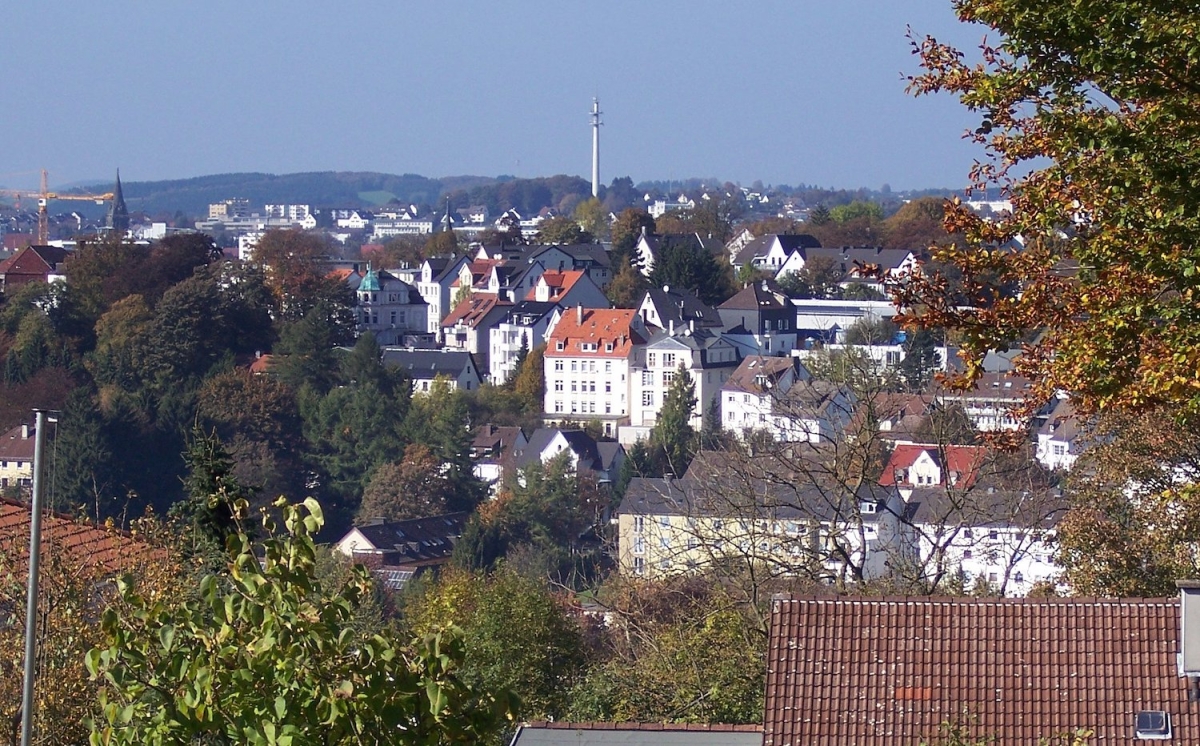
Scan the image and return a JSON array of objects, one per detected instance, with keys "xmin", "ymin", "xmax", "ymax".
[
  {"xmin": 1036, "ymin": 396, "xmax": 1082, "ymax": 471},
  {"xmin": 636, "ymin": 286, "xmax": 723, "ymax": 333},
  {"xmin": 0, "ymin": 245, "xmax": 69, "ymax": 292},
  {"xmin": 616, "ymin": 464, "xmax": 908, "ymax": 580},
  {"xmin": 525, "ymin": 244, "xmax": 613, "ymax": 288},
  {"xmin": 440, "ymin": 294, "xmax": 512, "ymax": 380},
  {"xmin": 634, "ymin": 231, "xmax": 723, "ymax": 277},
  {"xmin": 543, "ymin": 307, "xmax": 648, "ymax": 437},
  {"xmin": 470, "ymin": 424, "xmax": 528, "ymax": 492},
  {"xmin": 936, "ymin": 371, "xmax": 1037, "ymax": 432},
  {"xmin": 0, "ymin": 423, "xmax": 36, "ymax": 492},
  {"xmin": 729, "ymin": 233, "xmax": 822, "ymax": 273},
  {"xmin": 348, "ymin": 267, "xmax": 428, "ymax": 345},
  {"xmin": 510, "ymin": 427, "xmax": 626, "ymax": 485},
  {"xmin": 416, "ymin": 255, "xmax": 471, "ymax": 337},
  {"xmin": 625, "ymin": 325, "xmax": 742, "ymax": 439},
  {"xmin": 720, "ymin": 356, "xmax": 855, "ymax": 443},
  {"xmin": 526, "ymin": 269, "xmax": 609, "ymax": 309},
  {"xmin": 488, "ymin": 300, "xmax": 560, "ymax": 384},
  {"xmin": 718, "ymin": 279, "xmax": 797, "ymax": 356},
  {"xmin": 380, "ymin": 347, "xmax": 481, "ymax": 392}
]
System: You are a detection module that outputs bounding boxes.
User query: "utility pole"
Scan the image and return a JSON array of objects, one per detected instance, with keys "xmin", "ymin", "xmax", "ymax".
[
  {"xmin": 591, "ymin": 98, "xmax": 602, "ymax": 198},
  {"xmin": 19, "ymin": 409, "xmax": 52, "ymax": 746}
]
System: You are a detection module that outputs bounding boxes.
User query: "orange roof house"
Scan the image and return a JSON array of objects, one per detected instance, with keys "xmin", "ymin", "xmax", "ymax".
[
  {"xmin": 879, "ymin": 443, "xmax": 988, "ymax": 490},
  {"xmin": 545, "ymin": 307, "xmax": 645, "ymax": 359}
]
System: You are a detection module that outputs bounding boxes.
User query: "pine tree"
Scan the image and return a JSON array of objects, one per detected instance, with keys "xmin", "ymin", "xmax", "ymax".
[{"xmin": 649, "ymin": 363, "xmax": 698, "ymax": 476}]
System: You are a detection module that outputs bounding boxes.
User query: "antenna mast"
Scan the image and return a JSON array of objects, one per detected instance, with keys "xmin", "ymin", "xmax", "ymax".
[{"xmin": 590, "ymin": 98, "xmax": 602, "ymax": 198}]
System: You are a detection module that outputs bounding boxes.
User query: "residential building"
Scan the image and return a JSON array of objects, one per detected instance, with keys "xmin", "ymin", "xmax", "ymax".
[
  {"xmin": 489, "ymin": 300, "xmax": 560, "ymax": 384},
  {"xmin": 791, "ymin": 297, "xmax": 900, "ymax": 344},
  {"xmin": 0, "ymin": 423, "xmax": 36, "ymax": 491},
  {"xmin": 0, "ymin": 244, "xmax": 69, "ymax": 292},
  {"xmin": 441, "ymin": 293, "xmax": 512, "ymax": 380},
  {"xmin": 416, "ymin": 255, "xmax": 471, "ymax": 337},
  {"xmin": 544, "ymin": 307, "xmax": 647, "ymax": 436},
  {"xmin": 937, "ymin": 371, "xmax": 1037, "ymax": 431},
  {"xmin": 333, "ymin": 512, "xmax": 469, "ymax": 590},
  {"xmin": 879, "ymin": 443, "xmax": 988, "ymax": 490},
  {"xmin": 511, "ymin": 428, "xmax": 625, "ymax": 484},
  {"xmin": 526, "ymin": 269, "xmax": 609, "ymax": 309},
  {"xmin": 470, "ymin": 425, "xmax": 528, "ymax": 492},
  {"xmin": 615, "ymin": 460, "xmax": 908, "ymax": 580},
  {"xmin": 721, "ymin": 356, "xmax": 854, "ymax": 443},
  {"xmin": 646, "ymin": 194, "xmax": 696, "ymax": 219},
  {"xmin": 347, "ymin": 267, "xmax": 428, "ymax": 345},
  {"xmin": 634, "ymin": 231, "xmax": 723, "ymax": 277},
  {"xmin": 729, "ymin": 233, "xmax": 821, "ymax": 272},
  {"xmin": 773, "ymin": 246, "xmax": 918, "ymax": 294},
  {"xmin": 380, "ymin": 347, "xmax": 481, "ymax": 392},
  {"xmin": 765, "ymin": 595, "xmax": 1187, "ymax": 744},
  {"xmin": 625, "ymin": 325, "xmax": 742, "ymax": 439},
  {"xmin": 525, "ymin": 243, "xmax": 614, "ymax": 288},
  {"xmin": 636, "ymin": 286, "xmax": 723, "ymax": 333},
  {"xmin": 1036, "ymin": 396, "xmax": 1082, "ymax": 471},
  {"xmin": 718, "ymin": 280, "xmax": 797, "ymax": 356}
]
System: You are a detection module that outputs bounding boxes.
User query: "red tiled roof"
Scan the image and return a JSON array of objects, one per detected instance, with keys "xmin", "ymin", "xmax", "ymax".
[
  {"xmin": 525, "ymin": 269, "xmax": 585, "ymax": 301},
  {"xmin": 765, "ymin": 595, "xmax": 1187, "ymax": 746},
  {"xmin": 0, "ymin": 498, "xmax": 166, "ymax": 578},
  {"xmin": 442, "ymin": 293, "xmax": 509, "ymax": 329},
  {"xmin": 879, "ymin": 443, "xmax": 987, "ymax": 488},
  {"xmin": 546, "ymin": 308, "xmax": 642, "ymax": 358}
]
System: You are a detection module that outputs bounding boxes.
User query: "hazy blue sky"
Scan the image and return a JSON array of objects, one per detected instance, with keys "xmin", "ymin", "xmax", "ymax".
[{"xmin": 0, "ymin": 2, "xmax": 987, "ymax": 191}]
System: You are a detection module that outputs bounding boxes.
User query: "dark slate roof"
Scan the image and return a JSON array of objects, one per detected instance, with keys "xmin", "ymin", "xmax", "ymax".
[
  {"xmin": 380, "ymin": 347, "xmax": 476, "ymax": 380},
  {"xmin": 513, "ymin": 428, "xmax": 609, "ymax": 473},
  {"xmin": 643, "ymin": 286, "xmax": 723, "ymax": 329},
  {"xmin": 511, "ymin": 722, "xmax": 762, "ymax": 746},
  {"xmin": 733, "ymin": 233, "xmax": 821, "ymax": 266},
  {"xmin": 900, "ymin": 485, "xmax": 1067, "ymax": 530},
  {"xmin": 344, "ymin": 512, "xmax": 469, "ymax": 564},
  {"xmin": 719, "ymin": 280, "xmax": 790, "ymax": 311},
  {"xmin": 765, "ymin": 595, "xmax": 1187, "ymax": 745},
  {"xmin": 502, "ymin": 300, "xmax": 559, "ymax": 326}
]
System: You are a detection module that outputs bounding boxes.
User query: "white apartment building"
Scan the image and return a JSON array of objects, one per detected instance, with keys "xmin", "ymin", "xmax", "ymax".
[
  {"xmin": 544, "ymin": 307, "xmax": 647, "ymax": 437},
  {"xmin": 625, "ymin": 326, "xmax": 741, "ymax": 439}
]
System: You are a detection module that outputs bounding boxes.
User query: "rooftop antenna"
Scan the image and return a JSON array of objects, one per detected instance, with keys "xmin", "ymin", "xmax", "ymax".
[{"xmin": 590, "ymin": 98, "xmax": 602, "ymax": 198}]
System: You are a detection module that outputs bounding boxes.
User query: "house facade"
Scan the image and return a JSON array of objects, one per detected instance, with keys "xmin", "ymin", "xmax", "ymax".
[
  {"xmin": 380, "ymin": 347, "xmax": 481, "ymax": 392},
  {"xmin": 488, "ymin": 301, "xmax": 559, "ymax": 385},
  {"xmin": 349, "ymin": 267, "xmax": 428, "ymax": 345},
  {"xmin": 721, "ymin": 356, "xmax": 855, "ymax": 443},
  {"xmin": 625, "ymin": 327, "xmax": 741, "ymax": 437},
  {"xmin": 718, "ymin": 280, "xmax": 797, "ymax": 357}
]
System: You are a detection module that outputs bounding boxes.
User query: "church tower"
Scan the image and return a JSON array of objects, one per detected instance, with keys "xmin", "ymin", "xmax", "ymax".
[{"xmin": 107, "ymin": 170, "xmax": 130, "ymax": 233}]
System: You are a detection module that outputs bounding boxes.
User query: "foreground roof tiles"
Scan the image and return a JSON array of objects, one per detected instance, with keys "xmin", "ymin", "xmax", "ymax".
[
  {"xmin": 765, "ymin": 595, "xmax": 1187, "ymax": 745},
  {"xmin": 0, "ymin": 498, "xmax": 164, "ymax": 577}
]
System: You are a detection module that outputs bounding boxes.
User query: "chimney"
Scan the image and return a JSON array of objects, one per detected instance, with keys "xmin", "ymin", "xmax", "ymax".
[
  {"xmin": 576, "ymin": 304, "xmax": 583, "ymax": 324},
  {"xmin": 669, "ymin": 319, "xmax": 675, "ymax": 336},
  {"xmin": 20, "ymin": 424, "xmax": 29, "ymax": 439}
]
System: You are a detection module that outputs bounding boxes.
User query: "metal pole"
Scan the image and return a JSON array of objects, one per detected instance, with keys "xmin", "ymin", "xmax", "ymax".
[{"xmin": 19, "ymin": 410, "xmax": 49, "ymax": 746}]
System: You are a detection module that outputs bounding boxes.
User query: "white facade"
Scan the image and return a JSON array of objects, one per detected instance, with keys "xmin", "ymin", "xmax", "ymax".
[{"xmin": 627, "ymin": 334, "xmax": 740, "ymax": 431}]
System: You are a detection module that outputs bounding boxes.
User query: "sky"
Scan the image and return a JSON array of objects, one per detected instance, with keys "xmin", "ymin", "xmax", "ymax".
[{"xmin": 0, "ymin": 2, "xmax": 989, "ymax": 193}]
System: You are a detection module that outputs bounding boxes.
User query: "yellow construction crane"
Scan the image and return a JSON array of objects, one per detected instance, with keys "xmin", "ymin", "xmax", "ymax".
[{"xmin": 0, "ymin": 169, "xmax": 114, "ymax": 244}]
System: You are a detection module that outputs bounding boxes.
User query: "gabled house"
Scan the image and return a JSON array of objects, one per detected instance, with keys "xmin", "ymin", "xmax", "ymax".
[
  {"xmin": 380, "ymin": 346, "xmax": 481, "ymax": 392},
  {"xmin": 730, "ymin": 233, "xmax": 821, "ymax": 273},
  {"xmin": 525, "ymin": 243, "xmax": 613, "ymax": 288},
  {"xmin": 527, "ymin": 269, "xmax": 609, "ymax": 309},
  {"xmin": 880, "ymin": 443, "xmax": 988, "ymax": 491},
  {"xmin": 636, "ymin": 286, "xmax": 723, "ymax": 332},
  {"xmin": 0, "ymin": 423, "xmax": 37, "ymax": 492},
  {"xmin": 333, "ymin": 512, "xmax": 469, "ymax": 590},
  {"xmin": 1036, "ymin": 396, "xmax": 1082, "ymax": 471},
  {"xmin": 441, "ymin": 293, "xmax": 513, "ymax": 379},
  {"xmin": 764, "ymin": 595, "xmax": 1188, "ymax": 744},
  {"xmin": 773, "ymin": 246, "xmax": 917, "ymax": 294},
  {"xmin": 720, "ymin": 356, "xmax": 854, "ymax": 443},
  {"xmin": 511, "ymin": 427, "xmax": 625, "ymax": 484},
  {"xmin": 626, "ymin": 326, "xmax": 742, "ymax": 438},
  {"xmin": 544, "ymin": 307, "xmax": 648, "ymax": 436},
  {"xmin": 0, "ymin": 244, "xmax": 70, "ymax": 292},
  {"xmin": 634, "ymin": 231, "xmax": 724, "ymax": 277},
  {"xmin": 416, "ymin": 254, "xmax": 471, "ymax": 337},
  {"xmin": 470, "ymin": 425, "xmax": 528, "ymax": 491},
  {"xmin": 718, "ymin": 280, "xmax": 797, "ymax": 357}
]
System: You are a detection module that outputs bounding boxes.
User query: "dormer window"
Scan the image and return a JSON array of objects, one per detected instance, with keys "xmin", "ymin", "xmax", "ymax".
[
  {"xmin": 605, "ymin": 342, "xmax": 614, "ymax": 353},
  {"xmin": 1135, "ymin": 711, "xmax": 1171, "ymax": 740},
  {"xmin": 556, "ymin": 340, "xmax": 565, "ymax": 351}
]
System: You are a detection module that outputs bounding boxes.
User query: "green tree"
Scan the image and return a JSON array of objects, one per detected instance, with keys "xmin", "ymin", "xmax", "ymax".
[
  {"xmin": 649, "ymin": 363, "xmax": 698, "ymax": 476},
  {"xmin": 535, "ymin": 216, "xmax": 592, "ymax": 245},
  {"xmin": 251, "ymin": 229, "xmax": 353, "ymax": 325},
  {"xmin": 648, "ymin": 238, "xmax": 735, "ymax": 306},
  {"xmin": 572, "ymin": 197, "xmax": 609, "ymax": 242},
  {"xmin": 605, "ymin": 262, "xmax": 649, "ymax": 308},
  {"xmin": 511, "ymin": 342, "xmax": 545, "ymax": 413},
  {"xmin": 87, "ymin": 496, "xmax": 516, "ymax": 745},
  {"xmin": 843, "ymin": 316, "xmax": 899, "ymax": 346},
  {"xmin": 358, "ymin": 444, "xmax": 456, "ymax": 522},
  {"xmin": 609, "ymin": 208, "xmax": 655, "ymax": 270},
  {"xmin": 898, "ymin": 328, "xmax": 943, "ymax": 391},
  {"xmin": 776, "ymin": 256, "xmax": 843, "ymax": 299},
  {"xmin": 404, "ymin": 567, "xmax": 588, "ymax": 725}
]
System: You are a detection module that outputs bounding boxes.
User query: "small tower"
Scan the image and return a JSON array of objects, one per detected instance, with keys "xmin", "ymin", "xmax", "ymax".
[
  {"xmin": 439, "ymin": 195, "xmax": 455, "ymax": 233},
  {"xmin": 590, "ymin": 99, "xmax": 602, "ymax": 198},
  {"xmin": 107, "ymin": 170, "xmax": 130, "ymax": 233}
]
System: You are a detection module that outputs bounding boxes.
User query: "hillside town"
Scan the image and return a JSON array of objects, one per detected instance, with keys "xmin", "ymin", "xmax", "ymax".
[{"xmin": 3, "ymin": 3, "xmax": 1200, "ymax": 744}]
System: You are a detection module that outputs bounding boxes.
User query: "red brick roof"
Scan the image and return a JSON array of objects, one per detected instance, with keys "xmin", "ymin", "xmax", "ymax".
[
  {"xmin": 546, "ymin": 308, "xmax": 643, "ymax": 358},
  {"xmin": 765, "ymin": 596, "xmax": 1187, "ymax": 745},
  {"xmin": 0, "ymin": 498, "xmax": 165, "ymax": 577},
  {"xmin": 526, "ymin": 269, "xmax": 585, "ymax": 301},
  {"xmin": 441, "ymin": 292, "xmax": 509, "ymax": 329}
]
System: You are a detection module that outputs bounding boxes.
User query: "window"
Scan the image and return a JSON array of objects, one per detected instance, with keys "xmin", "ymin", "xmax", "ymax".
[
  {"xmin": 633, "ymin": 516, "xmax": 644, "ymax": 533},
  {"xmin": 605, "ymin": 403, "xmax": 611, "ymax": 414},
  {"xmin": 605, "ymin": 342, "xmax": 613, "ymax": 353},
  {"xmin": 659, "ymin": 516, "xmax": 670, "ymax": 529},
  {"xmin": 648, "ymin": 352, "xmax": 657, "ymax": 367},
  {"xmin": 571, "ymin": 361, "xmax": 578, "ymax": 372},
  {"xmin": 554, "ymin": 380, "xmax": 563, "ymax": 392},
  {"xmin": 605, "ymin": 361, "xmax": 612, "ymax": 373},
  {"xmin": 963, "ymin": 550, "xmax": 973, "ymax": 560},
  {"xmin": 659, "ymin": 558, "xmax": 671, "ymax": 571},
  {"xmin": 662, "ymin": 353, "xmax": 676, "ymax": 367},
  {"xmin": 663, "ymin": 371, "xmax": 676, "ymax": 385},
  {"xmin": 605, "ymin": 382, "xmax": 611, "ymax": 393},
  {"xmin": 1135, "ymin": 711, "xmax": 1171, "ymax": 740},
  {"xmin": 554, "ymin": 401, "xmax": 563, "ymax": 413},
  {"xmin": 589, "ymin": 381, "xmax": 596, "ymax": 392},
  {"xmin": 659, "ymin": 535, "xmax": 670, "ymax": 549},
  {"xmin": 556, "ymin": 340, "xmax": 565, "ymax": 351},
  {"xmin": 554, "ymin": 360, "xmax": 564, "ymax": 371},
  {"xmin": 642, "ymin": 391, "xmax": 654, "ymax": 407},
  {"xmin": 570, "ymin": 382, "xmax": 577, "ymax": 392},
  {"xmin": 633, "ymin": 557, "xmax": 645, "ymax": 575},
  {"xmin": 642, "ymin": 371, "xmax": 654, "ymax": 386},
  {"xmin": 633, "ymin": 535, "xmax": 645, "ymax": 554},
  {"xmin": 1052, "ymin": 443, "xmax": 1066, "ymax": 455}
]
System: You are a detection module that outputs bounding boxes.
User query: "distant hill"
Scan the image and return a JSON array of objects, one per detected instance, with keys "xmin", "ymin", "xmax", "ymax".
[{"xmin": 117, "ymin": 172, "xmax": 452, "ymax": 216}]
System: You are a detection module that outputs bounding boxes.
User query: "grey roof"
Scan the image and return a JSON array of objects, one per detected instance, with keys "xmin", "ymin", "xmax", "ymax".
[
  {"xmin": 380, "ymin": 347, "xmax": 476, "ymax": 380},
  {"xmin": 718, "ymin": 280, "xmax": 790, "ymax": 311},
  {"xmin": 733, "ymin": 233, "xmax": 821, "ymax": 266},
  {"xmin": 345, "ymin": 512, "xmax": 469, "ymax": 564},
  {"xmin": 513, "ymin": 428, "xmax": 614, "ymax": 474},
  {"xmin": 643, "ymin": 286, "xmax": 723, "ymax": 329},
  {"xmin": 528, "ymin": 243, "xmax": 612, "ymax": 268},
  {"xmin": 503, "ymin": 300, "xmax": 559, "ymax": 326},
  {"xmin": 510, "ymin": 723, "xmax": 762, "ymax": 746}
]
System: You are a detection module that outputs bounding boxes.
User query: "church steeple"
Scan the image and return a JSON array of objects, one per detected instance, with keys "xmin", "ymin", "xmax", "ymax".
[
  {"xmin": 107, "ymin": 169, "xmax": 129, "ymax": 233},
  {"xmin": 440, "ymin": 195, "xmax": 455, "ymax": 233}
]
